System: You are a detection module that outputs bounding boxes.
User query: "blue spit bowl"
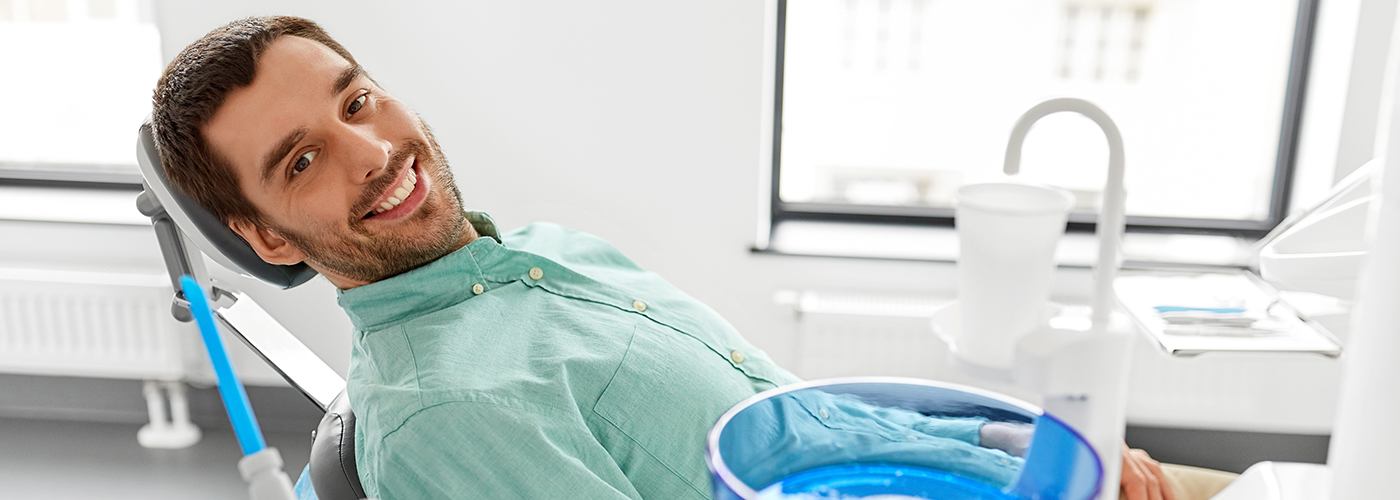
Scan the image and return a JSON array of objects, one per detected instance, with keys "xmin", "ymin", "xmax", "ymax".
[{"xmin": 706, "ymin": 377, "xmax": 1102, "ymax": 499}]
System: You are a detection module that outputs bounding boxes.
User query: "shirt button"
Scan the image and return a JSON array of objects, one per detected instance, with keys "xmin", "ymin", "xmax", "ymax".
[
  {"xmin": 528, "ymin": 267, "xmax": 544, "ymax": 280},
  {"xmin": 632, "ymin": 299, "xmax": 647, "ymax": 312},
  {"xmin": 818, "ymin": 409, "xmax": 830, "ymax": 420},
  {"xmin": 471, "ymin": 283, "xmax": 485, "ymax": 295},
  {"xmin": 729, "ymin": 350, "xmax": 746, "ymax": 364}
]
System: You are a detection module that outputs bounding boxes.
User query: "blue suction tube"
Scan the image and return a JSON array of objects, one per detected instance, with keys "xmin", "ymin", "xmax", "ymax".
[{"xmin": 179, "ymin": 275, "xmax": 267, "ymax": 456}]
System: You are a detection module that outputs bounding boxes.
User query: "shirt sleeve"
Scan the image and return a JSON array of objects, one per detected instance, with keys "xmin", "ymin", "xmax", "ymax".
[
  {"xmin": 770, "ymin": 391, "xmax": 1023, "ymax": 485},
  {"xmin": 799, "ymin": 390, "xmax": 987, "ymax": 446},
  {"xmin": 370, "ymin": 401, "xmax": 641, "ymax": 500}
]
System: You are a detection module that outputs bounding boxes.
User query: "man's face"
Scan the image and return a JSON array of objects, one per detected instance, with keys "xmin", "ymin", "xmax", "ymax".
[{"xmin": 205, "ymin": 36, "xmax": 471, "ymax": 288}]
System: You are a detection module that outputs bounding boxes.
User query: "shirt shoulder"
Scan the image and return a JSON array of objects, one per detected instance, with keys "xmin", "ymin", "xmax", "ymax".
[{"xmin": 503, "ymin": 222, "xmax": 644, "ymax": 272}]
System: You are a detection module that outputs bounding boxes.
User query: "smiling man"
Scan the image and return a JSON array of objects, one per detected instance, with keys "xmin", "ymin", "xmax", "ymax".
[
  {"xmin": 150, "ymin": 16, "xmax": 1220, "ymax": 500},
  {"xmin": 158, "ymin": 22, "xmax": 468, "ymax": 289},
  {"xmin": 151, "ymin": 17, "xmax": 814, "ymax": 499}
]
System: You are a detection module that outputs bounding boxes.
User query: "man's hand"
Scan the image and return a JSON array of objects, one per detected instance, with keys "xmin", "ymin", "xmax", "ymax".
[
  {"xmin": 979, "ymin": 421, "xmax": 1035, "ymax": 457},
  {"xmin": 1120, "ymin": 443, "xmax": 1175, "ymax": 500}
]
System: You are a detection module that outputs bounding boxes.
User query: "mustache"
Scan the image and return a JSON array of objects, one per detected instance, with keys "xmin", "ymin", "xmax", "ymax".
[{"xmin": 353, "ymin": 140, "xmax": 428, "ymax": 219}]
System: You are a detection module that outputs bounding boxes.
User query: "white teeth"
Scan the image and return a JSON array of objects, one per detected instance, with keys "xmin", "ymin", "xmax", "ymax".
[{"xmin": 369, "ymin": 166, "xmax": 419, "ymax": 216}]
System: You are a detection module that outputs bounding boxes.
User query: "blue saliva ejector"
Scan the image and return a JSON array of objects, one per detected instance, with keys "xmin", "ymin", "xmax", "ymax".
[
  {"xmin": 707, "ymin": 378, "xmax": 1103, "ymax": 499},
  {"xmin": 179, "ymin": 275, "xmax": 297, "ymax": 500}
]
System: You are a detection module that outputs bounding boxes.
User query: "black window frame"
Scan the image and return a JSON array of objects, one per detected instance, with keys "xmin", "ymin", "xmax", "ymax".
[
  {"xmin": 0, "ymin": 163, "xmax": 145, "ymax": 190},
  {"xmin": 768, "ymin": 0, "xmax": 1321, "ymax": 238}
]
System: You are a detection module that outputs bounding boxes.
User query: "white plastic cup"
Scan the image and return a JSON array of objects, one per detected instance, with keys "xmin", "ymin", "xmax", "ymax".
[{"xmin": 953, "ymin": 182, "xmax": 1075, "ymax": 369}]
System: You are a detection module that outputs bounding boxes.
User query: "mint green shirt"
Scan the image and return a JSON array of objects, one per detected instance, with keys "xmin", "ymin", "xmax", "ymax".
[
  {"xmin": 339, "ymin": 213, "xmax": 802, "ymax": 499},
  {"xmin": 336, "ymin": 213, "xmax": 1014, "ymax": 499}
]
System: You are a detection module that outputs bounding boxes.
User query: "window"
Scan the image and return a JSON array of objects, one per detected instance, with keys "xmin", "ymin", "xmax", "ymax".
[
  {"xmin": 772, "ymin": 0, "xmax": 1317, "ymax": 236},
  {"xmin": 0, "ymin": 0, "xmax": 162, "ymax": 185}
]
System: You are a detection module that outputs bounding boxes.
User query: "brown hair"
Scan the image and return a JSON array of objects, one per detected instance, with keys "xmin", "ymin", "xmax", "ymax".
[{"xmin": 150, "ymin": 16, "xmax": 358, "ymax": 225}]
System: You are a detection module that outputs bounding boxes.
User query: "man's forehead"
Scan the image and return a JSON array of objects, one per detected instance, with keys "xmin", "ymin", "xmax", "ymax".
[{"xmin": 203, "ymin": 36, "xmax": 354, "ymax": 183}]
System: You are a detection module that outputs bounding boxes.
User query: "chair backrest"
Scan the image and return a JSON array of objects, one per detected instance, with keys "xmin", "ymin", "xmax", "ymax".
[
  {"xmin": 135, "ymin": 120, "xmax": 319, "ymax": 289},
  {"xmin": 310, "ymin": 391, "xmax": 365, "ymax": 500}
]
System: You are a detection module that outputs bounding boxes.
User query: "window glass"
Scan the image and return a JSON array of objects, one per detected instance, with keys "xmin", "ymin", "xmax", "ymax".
[{"xmin": 778, "ymin": 0, "xmax": 1303, "ymax": 222}]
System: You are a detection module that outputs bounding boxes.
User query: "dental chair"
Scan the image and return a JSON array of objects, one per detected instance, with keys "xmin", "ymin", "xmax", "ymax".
[{"xmin": 134, "ymin": 120, "xmax": 366, "ymax": 500}]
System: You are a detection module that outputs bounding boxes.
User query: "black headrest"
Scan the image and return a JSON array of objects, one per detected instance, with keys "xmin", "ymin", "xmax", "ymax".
[
  {"xmin": 310, "ymin": 391, "xmax": 365, "ymax": 500},
  {"xmin": 136, "ymin": 120, "xmax": 319, "ymax": 289}
]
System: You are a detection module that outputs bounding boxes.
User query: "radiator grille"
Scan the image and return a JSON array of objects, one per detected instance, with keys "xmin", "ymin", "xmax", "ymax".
[
  {"xmin": 786, "ymin": 290, "xmax": 952, "ymax": 380},
  {"xmin": 0, "ymin": 268, "xmax": 188, "ymax": 380}
]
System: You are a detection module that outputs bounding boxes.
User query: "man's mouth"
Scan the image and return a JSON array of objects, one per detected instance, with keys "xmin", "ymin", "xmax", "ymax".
[{"xmin": 361, "ymin": 156, "xmax": 429, "ymax": 221}]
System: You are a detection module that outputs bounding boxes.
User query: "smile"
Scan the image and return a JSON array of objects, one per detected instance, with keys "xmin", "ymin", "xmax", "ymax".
[{"xmin": 362, "ymin": 156, "xmax": 429, "ymax": 221}]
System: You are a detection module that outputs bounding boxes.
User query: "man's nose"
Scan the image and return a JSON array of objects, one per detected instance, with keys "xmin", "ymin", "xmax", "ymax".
[{"xmin": 341, "ymin": 127, "xmax": 392, "ymax": 183}]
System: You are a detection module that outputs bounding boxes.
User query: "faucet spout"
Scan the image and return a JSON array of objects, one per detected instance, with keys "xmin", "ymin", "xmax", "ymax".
[{"xmin": 1003, "ymin": 98, "xmax": 1126, "ymax": 330}]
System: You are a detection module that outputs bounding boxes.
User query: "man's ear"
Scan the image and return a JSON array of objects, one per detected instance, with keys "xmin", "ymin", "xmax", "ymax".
[{"xmin": 228, "ymin": 218, "xmax": 307, "ymax": 266}]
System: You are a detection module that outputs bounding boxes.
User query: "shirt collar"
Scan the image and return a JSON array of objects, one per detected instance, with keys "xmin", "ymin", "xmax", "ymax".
[{"xmin": 336, "ymin": 211, "xmax": 504, "ymax": 331}]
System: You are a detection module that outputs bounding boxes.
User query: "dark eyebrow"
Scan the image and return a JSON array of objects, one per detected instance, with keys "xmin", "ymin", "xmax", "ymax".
[
  {"xmin": 256, "ymin": 66, "xmax": 362, "ymax": 185},
  {"xmin": 332, "ymin": 64, "xmax": 363, "ymax": 96},
  {"xmin": 260, "ymin": 127, "xmax": 308, "ymax": 184}
]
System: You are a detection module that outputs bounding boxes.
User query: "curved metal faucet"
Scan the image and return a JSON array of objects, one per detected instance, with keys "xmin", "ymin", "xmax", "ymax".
[{"xmin": 1003, "ymin": 98, "xmax": 1126, "ymax": 331}]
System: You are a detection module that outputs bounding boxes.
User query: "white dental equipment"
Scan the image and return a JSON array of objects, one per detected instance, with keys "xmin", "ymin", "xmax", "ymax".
[
  {"xmin": 1115, "ymin": 270, "xmax": 1342, "ymax": 357},
  {"xmin": 932, "ymin": 97, "xmax": 1137, "ymax": 500},
  {"xmin": 1257, "ymin": 159, "xmax": 1376, "ymax": 301},
  {"xmin": 1112, "ymin": 153, "xmax": 1370, "ymax": 359}
]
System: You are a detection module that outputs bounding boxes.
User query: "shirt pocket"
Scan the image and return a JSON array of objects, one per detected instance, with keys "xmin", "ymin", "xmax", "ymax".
[
  {"xmin": 644, "ymin": 309, "xmax": 798, "ymax": 390},
  {"xmin": 591, "ymin": 322, "xmax": 755, "ymax": 499}
]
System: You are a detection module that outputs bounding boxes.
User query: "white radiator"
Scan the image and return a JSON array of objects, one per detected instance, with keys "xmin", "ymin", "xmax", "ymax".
[
  {"xmin": 0, "ymin": 267, "xmax": 190, "ymax": 381},
  {"xmin": 0, "ymin": 266, "xmax": 204, "ymax": 447},
  {"xmin": 782, "ymin": 290, "xmax": 953, "ymax": 380}
]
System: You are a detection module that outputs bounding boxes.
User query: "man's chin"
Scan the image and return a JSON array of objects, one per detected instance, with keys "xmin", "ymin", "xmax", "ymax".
[{"xmin": 369, "ymin": 210, "xmax": 467, "ymax": 277}]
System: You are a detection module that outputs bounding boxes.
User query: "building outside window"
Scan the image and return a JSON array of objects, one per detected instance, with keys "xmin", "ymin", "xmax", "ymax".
[{"xmin": 774, "ymin": 0, "xmax": 1317, "ymax": 235}]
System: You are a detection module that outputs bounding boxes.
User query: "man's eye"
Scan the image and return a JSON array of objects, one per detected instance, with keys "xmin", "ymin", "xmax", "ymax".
[
  {"xmin": 292, "ymin": 150, "xmax": 316, "ymax": 175},
  {"xmin": 347, "ymin": 93, "xmax": 367, "ymax": 116}
]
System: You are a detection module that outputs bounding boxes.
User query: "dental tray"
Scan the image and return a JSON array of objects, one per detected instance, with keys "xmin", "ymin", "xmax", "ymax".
[{"xmin": 1115, "ymin": 268, "xmax": 1342, "ymax": 357}]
